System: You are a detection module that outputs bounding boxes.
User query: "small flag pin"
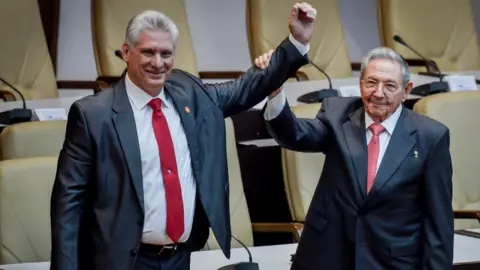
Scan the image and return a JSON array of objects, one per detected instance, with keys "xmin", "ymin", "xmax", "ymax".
[
  {"xmin": 185, "ymin": 106, "xmax": 191, "ymax": 114},
  {"xmin": 414, "ymin": 150, "xmax": 418, "ymax": 159}
]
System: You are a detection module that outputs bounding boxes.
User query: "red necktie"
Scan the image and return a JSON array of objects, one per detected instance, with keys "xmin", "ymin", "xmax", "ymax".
[
  {"xmin": 148, "ymin": 98, "xmax": 184, "ymax": 243},
  {"xmin": 367, "ymin": 123, "xmax": 385, "ymax": 193}
]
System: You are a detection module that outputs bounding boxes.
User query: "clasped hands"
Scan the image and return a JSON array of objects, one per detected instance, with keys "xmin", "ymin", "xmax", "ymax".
[{"xmin": 254, "ymin": 2, "xmax": 316, "ymax": 99}]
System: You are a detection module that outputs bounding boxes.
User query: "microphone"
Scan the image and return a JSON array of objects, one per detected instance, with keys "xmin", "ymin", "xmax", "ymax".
[
  {"xmin": 393, "ymin": 35, "xmax": 441, "ymax": 74},
  {"xmin": 217, "ymin": 235, "xmax": 259, "ymax": 270},
  {"xmin": 392, "ymin": 34, "xmax": 448, "ymax": 96},
  {"xmin": 0, "ymin": 77, "xmax": 32, "ymax": 125},
  {"xmin": 296, "ymin": 61, "xmax": 338, "ymax": 104}
]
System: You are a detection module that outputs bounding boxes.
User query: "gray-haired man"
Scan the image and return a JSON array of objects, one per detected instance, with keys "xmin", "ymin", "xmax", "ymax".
[
  {"xmin": 257, "ymin": 47, "xmax": 454, "ymax": 270},
  {"xmin": 50, "ymin": 3, "xmax": 317, "ymax": 270}
]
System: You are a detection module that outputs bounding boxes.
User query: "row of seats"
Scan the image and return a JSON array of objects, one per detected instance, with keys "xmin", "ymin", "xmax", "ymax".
[{"xmin": 1, "ymin": 0, "xmax": 479, "ymax": 100}]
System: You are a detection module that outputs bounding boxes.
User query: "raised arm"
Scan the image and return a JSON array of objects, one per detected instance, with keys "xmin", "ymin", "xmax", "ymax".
[
  {"xmin": 422, "ymin": 128, "xmax": 454, "ymax": 269},
  {"xmin": 203, "ymin": 3, "xmax": 317, "ymax": 117},
  {"xmin": 50, "ymin": 102, "xmax": 93, "ymax": 270},
  {"xmin": 263, "ymin": 90, "xmax": 329, "ymax": 152}
]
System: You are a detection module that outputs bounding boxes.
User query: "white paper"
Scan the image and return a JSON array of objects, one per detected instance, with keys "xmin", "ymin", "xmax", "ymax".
[
  {"xmin": 34, "ymin": 108, "xmax": 67, "ymax": 121},
  {"xmin": 444, "ymin": 75, "xmax": 478, "ymax": 92},
  {"xmin": 338, "ymin": 85, "xmax": 361, "ymax": 97}
]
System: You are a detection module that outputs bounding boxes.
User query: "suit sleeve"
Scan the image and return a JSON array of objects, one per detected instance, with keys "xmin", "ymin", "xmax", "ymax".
[
  {"xmin": 263, "ymin": 97, "xmax": 329, "ymax": 153},
  {"xmin": 50, "ymin": 102, "xmax": 93, "ymax": 270},
  {"xmin": 422, "ymin": 129, "xmax": 454, "ymax": 270},
  {"xmin": 203, "ymin": 37, "xmax": 309, "ymax": 118}
]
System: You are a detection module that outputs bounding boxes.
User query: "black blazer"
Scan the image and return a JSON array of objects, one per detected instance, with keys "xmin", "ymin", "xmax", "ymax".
[
  {"xmin": 265, "ymin": 97, "xmax": 454, "ymax": 270},
  {"xmin": 50, "ymin": 38, "xmax": 308, "ymax": 270}
]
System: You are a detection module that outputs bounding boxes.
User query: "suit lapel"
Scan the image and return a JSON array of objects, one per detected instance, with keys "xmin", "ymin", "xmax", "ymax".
[
  {"xmin": 164, "ymin": 82, "xmax": 200, "ymax": 179},
  {"xmin": 366, "ymin": 108, "xmax": 416, "ymax": 201},
  {"xmin": 342, "ymin": 107, "xmax": 368, "ymax": 200},
  {"xmin": 111, "ymin": 79, "xmax": 145, "ymax": 212}
]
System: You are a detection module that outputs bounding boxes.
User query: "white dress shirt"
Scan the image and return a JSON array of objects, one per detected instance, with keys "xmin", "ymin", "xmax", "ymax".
[
  {"xmin": 125, "ymin": 34, "xmax": 309, "ymax": 245},
  {"xmin": 264, "ymin": 93, "xmax": 403, "ymax": 173},
  {"xmin": 125, "ymin": 74, "xmax": 196, "ymax": 245}
]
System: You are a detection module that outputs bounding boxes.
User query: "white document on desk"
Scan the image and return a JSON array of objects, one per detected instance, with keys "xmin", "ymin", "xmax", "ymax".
[
  {"xmin": 444, "ymin": 75, "xmax": 478, "ymax": 92},
  {"xmin": 34, "ymin": 108, "xmax": 68, "ymax": 121},
  {"xmin": 338, "ymin": 85, "xmax": 361, "ymax": 97}
]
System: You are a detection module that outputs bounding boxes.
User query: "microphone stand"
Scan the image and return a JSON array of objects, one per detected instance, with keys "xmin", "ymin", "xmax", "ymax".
[
  {"xmin": 217, "ymin": 235, "xmax": 259, "ymax": 270},
  {"xmin": 296, "ymin": 61, "xmax": 338, "ymax": 103},
  {"xmin": 392, "ymin": 35, "xmax": 448, "ymax": 96},
  {"xmin": 0, "ymin": 77, "xmax": 32, "ymax": 125}
]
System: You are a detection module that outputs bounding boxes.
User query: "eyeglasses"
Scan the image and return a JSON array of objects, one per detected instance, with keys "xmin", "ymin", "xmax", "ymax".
[{"xmin": 362, "ymin": 79, "xmax": 400, "ymax": 93}]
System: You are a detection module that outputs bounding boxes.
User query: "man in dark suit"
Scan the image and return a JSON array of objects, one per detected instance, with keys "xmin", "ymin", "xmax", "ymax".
[
  {"xmin": 256, "ymin": 47, "xmax": 454, "ymax": 269},
  {"xmin": 50, "ymin": 3, "xmax": 317, "ymax": 270}
]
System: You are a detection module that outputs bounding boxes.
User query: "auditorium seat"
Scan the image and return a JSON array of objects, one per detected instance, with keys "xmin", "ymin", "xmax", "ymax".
[
  {"xmin": 0, "ymin": 0, "xmax": 58, "ymax": 100},
  {"xmin": 378, "ymin": 0, "xmax": 480, "ymax": 72},
  {"xmin": 204, "ymin": 118, "xmax": 303, "ymax": 250},
  {"xmin": 280, "ymin": 103, "xmax": 325, "ymax": 222},
  {"xmin": 0, "ymin": 121, "xmax": 66, "ymax": 160},
  {"xmin": 414, "ymin": 91, "xmax": 480, "ymax": 229},
  {"xmin": 246, "ymin": 0, "xmax": 353, "ymax": 80},
  {"xmin": 0, "ymin": 156, "xmax": 57, "ymax": 263}
]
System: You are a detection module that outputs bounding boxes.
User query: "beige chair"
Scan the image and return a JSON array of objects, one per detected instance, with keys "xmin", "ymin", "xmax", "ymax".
[
  {"xmin": 0, "ymin": 0, "xmax": 58, "ymax": 100},
  {"xmin": 0, "ymin": 121, "xmax": 66, "ymax": 160},
  {"xmin": 378, "ymin": 0, "xmax": 480, "ymax": 72},
  {"xmin": 414, "ymin": 92, "xmax": 480, "ymax": 229},
  {"xmin": 0, "ymin": 156, "xmax": 58, "ymax": 263},
  {"xmin": 246, "ymin": 0, "xmax": 353, "ymax": 80},
  {"xmin": 281, "ymin": 104, "xmax": 325, "ymax": 222},
  {"xmin": 204, "ymin": 118, "xmax": 303, "ymax": 250}
]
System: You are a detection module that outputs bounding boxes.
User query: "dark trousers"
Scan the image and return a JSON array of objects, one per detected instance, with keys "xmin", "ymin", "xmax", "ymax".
[{"xmin": 134, "ymin": 248, "xmax": 191, "ymax": 270}]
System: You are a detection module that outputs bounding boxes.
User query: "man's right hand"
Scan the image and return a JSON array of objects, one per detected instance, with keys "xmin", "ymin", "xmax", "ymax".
[{"xmin": 254, "ymin": 50, "xmax": 283, "ymax": 99}]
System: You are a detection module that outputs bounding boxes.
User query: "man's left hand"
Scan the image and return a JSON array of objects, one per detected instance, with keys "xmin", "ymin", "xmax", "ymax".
[{"xmin": 289, "ymin": 2, "xmax": 317, "ymax": 45}]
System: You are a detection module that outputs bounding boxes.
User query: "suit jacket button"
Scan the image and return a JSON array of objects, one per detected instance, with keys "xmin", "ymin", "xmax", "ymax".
[{"xmin": 130, "ymin": 249, "xmax": 137, "ymax": 256}]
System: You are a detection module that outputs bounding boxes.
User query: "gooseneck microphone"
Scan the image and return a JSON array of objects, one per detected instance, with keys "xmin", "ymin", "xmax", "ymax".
[
  {"xmin": 393, "ymin": 34, "xmax": 441, "ymax": 75},
  {"xmin": 0, "ymin": 77, "xmax": 32, "ymax": 125},
  {"xmin": 296, "ymin": 61, "xmax": 338, "ymax": 104},
  {"xmin": 392, "ymin": 34, "xmax": 448, "ymax": 96},
  {"xmin": 217, "ymin": 235, "xmax": 259, "ymax": 270}
]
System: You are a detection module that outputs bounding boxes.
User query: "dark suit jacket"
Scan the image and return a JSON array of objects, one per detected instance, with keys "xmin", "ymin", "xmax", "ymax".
[
  {"xmin": 50, "ymin": 38, "xmax": 308, "ymax": 270},
  {"xmin": 266, "ymin": 97, "xmax": 454, "ymax": 270}
]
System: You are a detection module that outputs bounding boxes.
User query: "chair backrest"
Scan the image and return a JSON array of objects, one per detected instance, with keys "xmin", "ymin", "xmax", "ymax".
[
  {"xmin": 0, "ymin": 0, "xmax": 58, "ymax": 100},
  {"xmin": 413, "ymin": 91, "xmax": 480, "ymax": 229},
  {"xmin": 204, "ymin": 118, "xmax": 254, "ymax": 250},
  {"xmin": 0, "ymin": 156, "xmax": 57, "ymax": 263},
  {"xmin": 91, "ymin": 0, "xmax": 199, "ymax": 77},
  {"xmin": 281, "ymin": 103, "xmax": 325, "ymax": 222},
  {"xmin": 246, "ymin": 0, "xmax": 352, "ymax": 80},
  {"xmin": 0, "ymin": 121, "xmax": 66, "ymax": 160},
  {"xmin": 378, "ymin": 0, "xmax": 480, "ymax": 72}
]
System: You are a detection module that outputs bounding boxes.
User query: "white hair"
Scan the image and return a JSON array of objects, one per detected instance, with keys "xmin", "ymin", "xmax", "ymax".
[
  {"xmin": 360, "ymin": 47, "xmax": 410, "ymax": 87},
  {"xmin": 125, "ymin": 10, "xmax": 179, "ymax": 48}
]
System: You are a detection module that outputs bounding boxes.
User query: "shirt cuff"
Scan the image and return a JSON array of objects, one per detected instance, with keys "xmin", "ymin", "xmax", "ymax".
[
  {"xmin": 264, "ymin": 90, "xmax": 287, "ymax": 120},
  {"xmin": 288, "ymin": 33, "xmax": 310, "ymax": 56}
]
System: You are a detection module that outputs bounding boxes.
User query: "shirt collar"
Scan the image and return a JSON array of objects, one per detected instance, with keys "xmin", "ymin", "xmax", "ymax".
[
  {"xmin": 125, "ymin": 73, "xmax": 169, "ymax": 110},
  {"xmin": 364, "ymin": 104, "xmax": 403, "ymax": 135}
]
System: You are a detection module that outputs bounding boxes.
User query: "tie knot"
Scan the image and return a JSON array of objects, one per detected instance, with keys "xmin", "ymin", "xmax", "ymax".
[
  {"xmin": 369, "ymin": 123, "xmax": 385, "ymax": 135},
  {"xmin": 148, "ymin": 98, "xmax": 162, "ymax": 111}
]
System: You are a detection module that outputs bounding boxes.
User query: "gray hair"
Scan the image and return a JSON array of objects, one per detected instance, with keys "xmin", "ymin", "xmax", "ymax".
[
  {"xmin": 125, "ymin": 10, "xmax": 179, "ymax": 48},
  {"xmin": 360, "ymin": 47, "xmax": 410, "ymax": 87}
]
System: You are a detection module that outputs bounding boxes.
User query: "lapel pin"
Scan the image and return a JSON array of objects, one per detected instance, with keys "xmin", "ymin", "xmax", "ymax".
[
  {"xmin": 414, "ymin": 150, "xmax": 419, "ymax": 159},
  {"xmin": 185, "ymin": 106, "xmax": 190, "ymax": 114}
]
